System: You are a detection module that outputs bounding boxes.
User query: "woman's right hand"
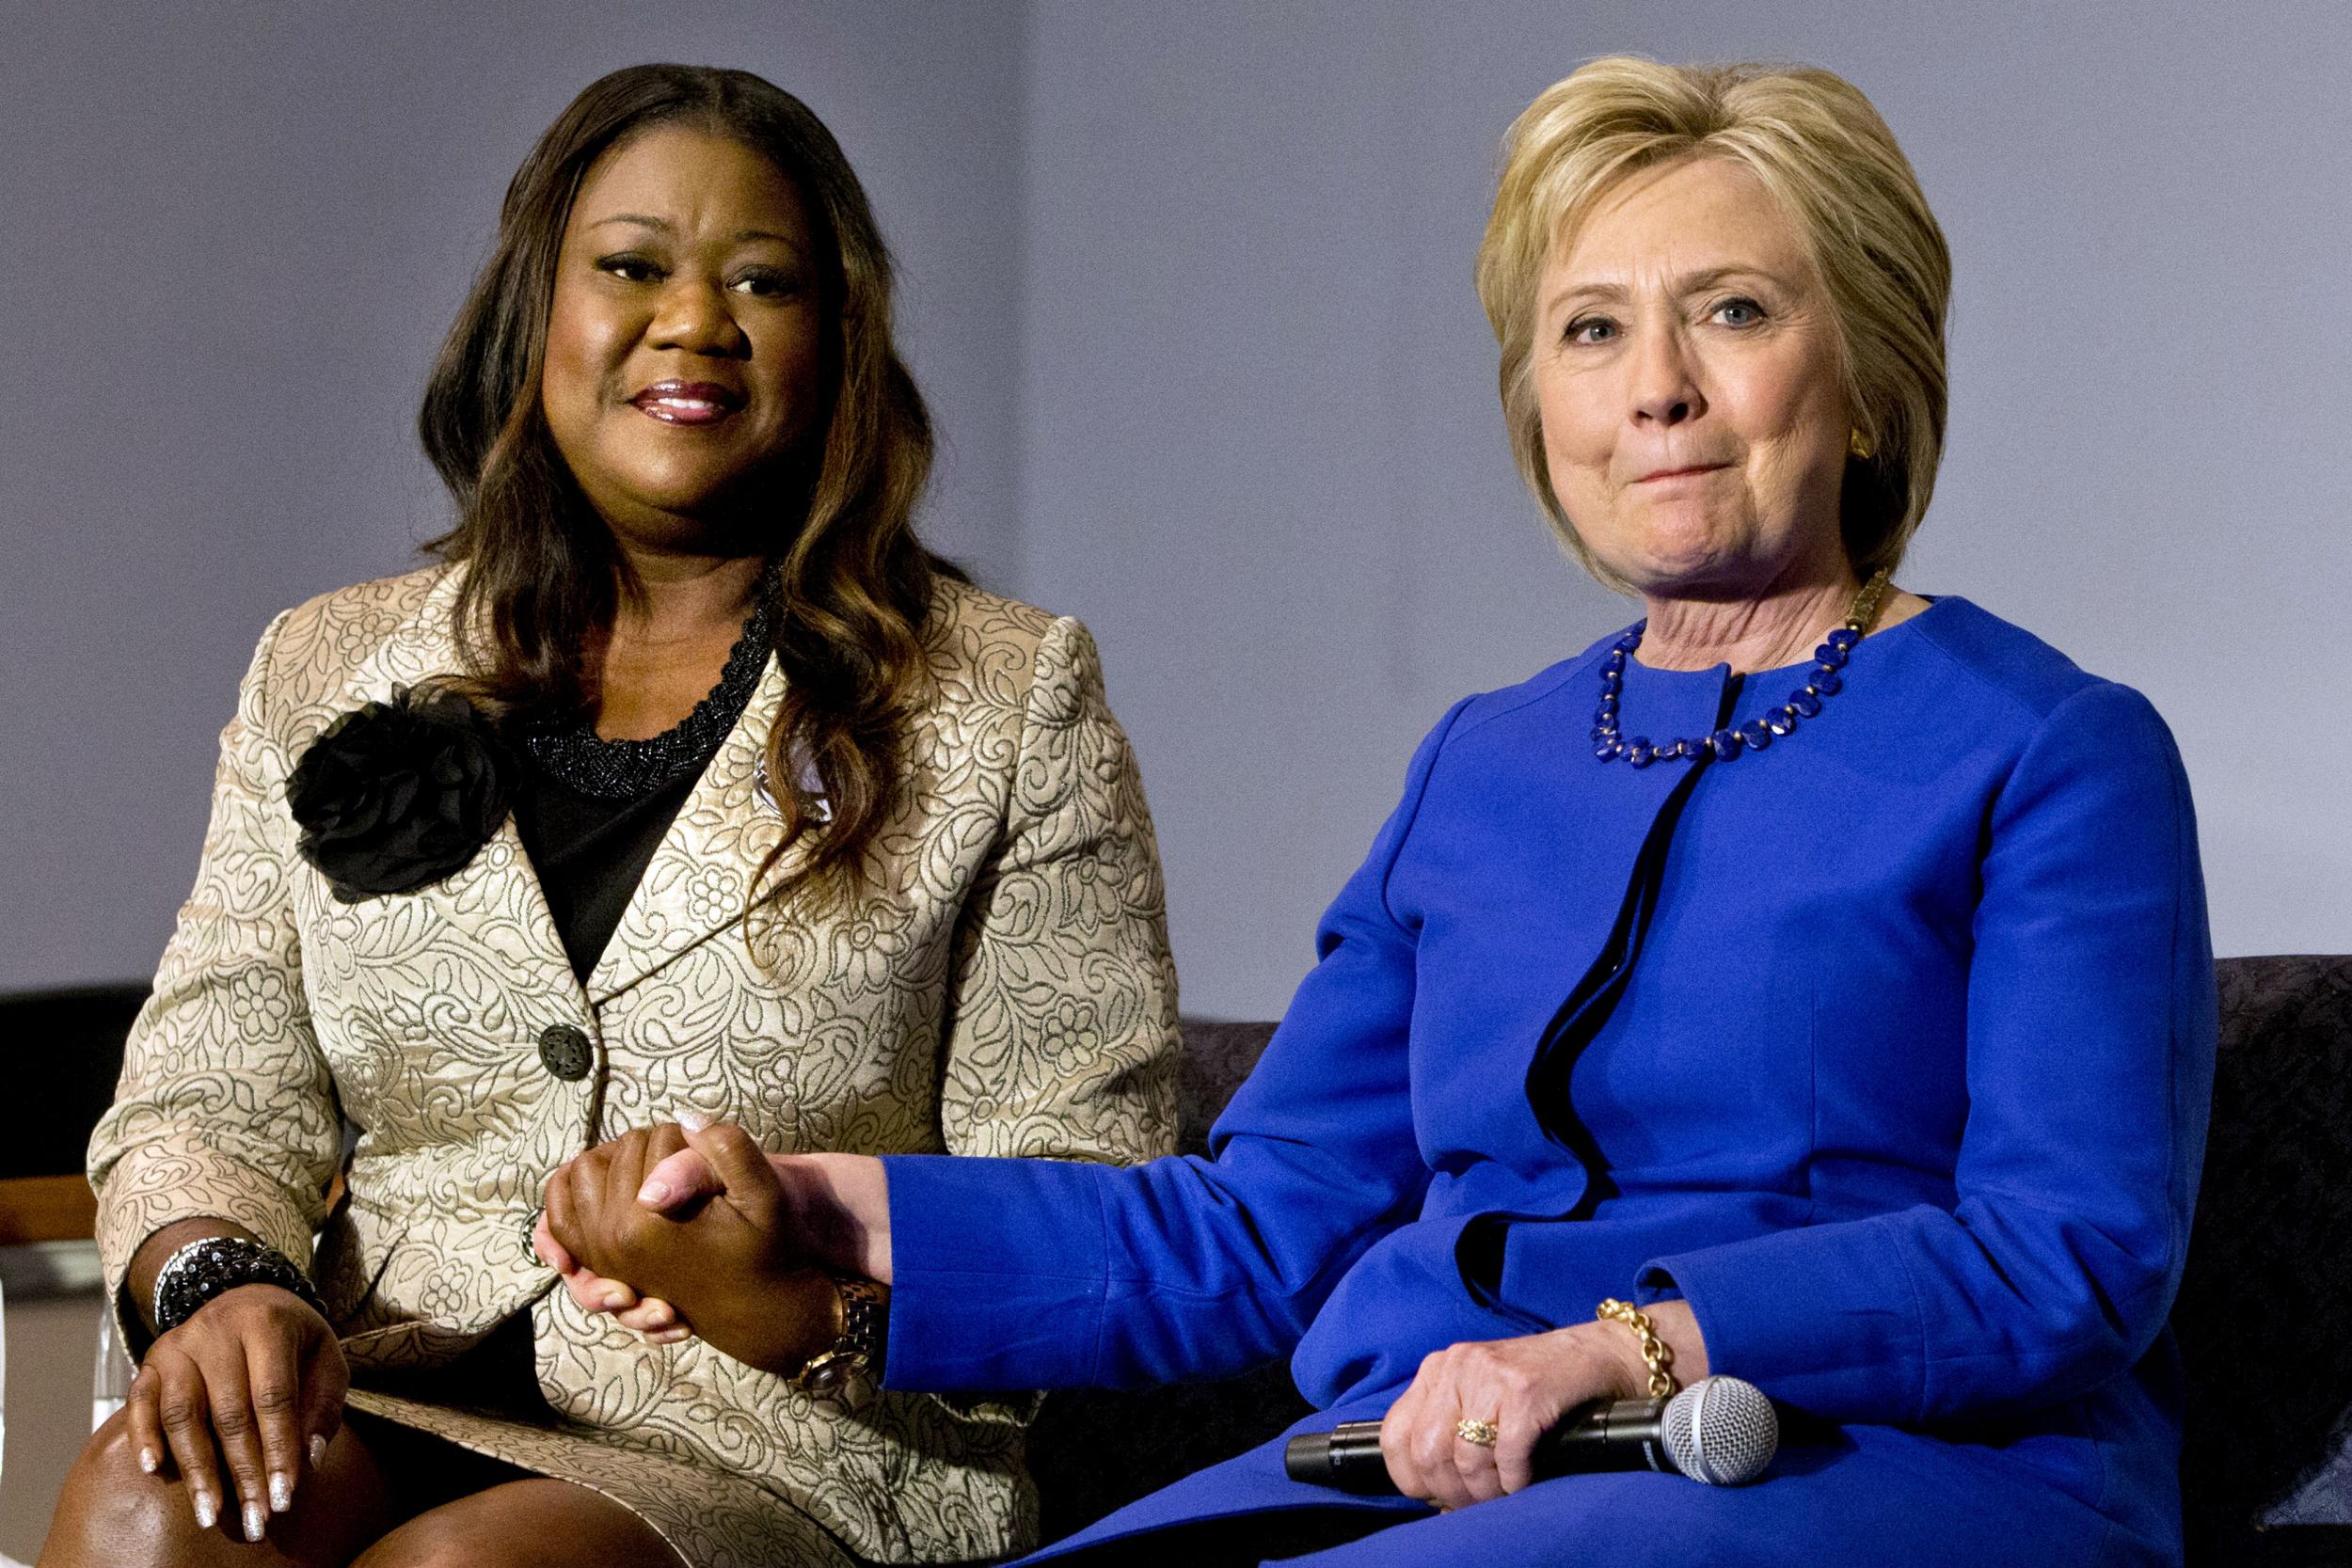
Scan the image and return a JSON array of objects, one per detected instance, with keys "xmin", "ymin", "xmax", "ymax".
[
  {"xmin": 538, "ymin": 1133, "xmax": 894, "ymax": 1332},
  {"xmin": 126, "ymin": 1283, "xmax": 347, "ymax": 1543}
]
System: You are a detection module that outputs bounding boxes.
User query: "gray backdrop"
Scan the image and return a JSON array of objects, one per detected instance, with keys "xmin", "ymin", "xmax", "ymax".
[{"xmin": 6, "ymin": 1, "xmax": 2346, "ymax": 1022}]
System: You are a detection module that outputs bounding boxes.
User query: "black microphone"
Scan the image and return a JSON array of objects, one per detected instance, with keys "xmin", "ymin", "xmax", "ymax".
[{"xmin": 1284, "ymin": 1375, "xmax": 1778, "ymax": 1493}]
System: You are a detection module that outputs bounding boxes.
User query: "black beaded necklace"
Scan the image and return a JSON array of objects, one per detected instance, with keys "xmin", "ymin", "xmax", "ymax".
[
  {"xmin": 525, "ymin": 574, "xmax": 776, "ymax": 800},
  {"xmin": 1592, "ymin": 569, "xmax": 1892, "ymax": 768}
]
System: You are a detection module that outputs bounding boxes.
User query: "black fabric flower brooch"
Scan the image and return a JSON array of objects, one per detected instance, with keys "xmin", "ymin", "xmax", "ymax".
[{"xmin": 287, "ymin": 687, "xmax": 515, "ymax": 902}]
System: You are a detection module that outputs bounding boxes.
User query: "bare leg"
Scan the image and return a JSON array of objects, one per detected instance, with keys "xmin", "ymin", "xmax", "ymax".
[
  {"xmin": 45, "ymin": 1400, "xmax": 680, "ymax": 1568},
  {"xmin": 40, "ymin": 1406, "xmax": 401, "ymax": 1568},
  {"xmin": 350, "ymin": 1478, "xmax": 683, "ymax": 1568}
]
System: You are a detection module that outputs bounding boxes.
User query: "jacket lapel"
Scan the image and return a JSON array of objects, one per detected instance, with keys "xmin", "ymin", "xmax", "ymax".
[{"xmin": 586, "ymin": 655, "xmax": 807, "ymax": 1005}]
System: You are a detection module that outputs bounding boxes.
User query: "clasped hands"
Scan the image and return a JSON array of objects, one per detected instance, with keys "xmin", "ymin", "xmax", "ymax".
[
  {"xmin": 534, "ymin": 1118, "xmax": 845, "ymax": 1377},
  {"xmin": 537, "ymin": 1123, "xmax": 1700, "ymax": 1512}
]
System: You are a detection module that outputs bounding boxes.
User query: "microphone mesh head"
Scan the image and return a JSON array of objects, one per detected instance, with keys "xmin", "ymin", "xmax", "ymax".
[{"xmin": 1661, "ymin": 1376, "xmax": 1778, "ymax": 1485}]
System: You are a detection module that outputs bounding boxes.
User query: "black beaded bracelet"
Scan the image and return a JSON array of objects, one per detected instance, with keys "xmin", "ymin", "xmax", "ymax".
[{"xmin": 151, "ymin": 1236, "xmax": 325, "ymax": 1334}]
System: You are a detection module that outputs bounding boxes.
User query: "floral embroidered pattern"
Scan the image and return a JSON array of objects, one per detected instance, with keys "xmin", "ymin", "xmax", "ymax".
[{"xmin": 684, "ymin": 864, "xmax": 738, "ymax": 927}]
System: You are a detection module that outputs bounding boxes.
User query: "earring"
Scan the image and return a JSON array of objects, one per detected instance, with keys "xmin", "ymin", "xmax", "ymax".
[{"xmin": 1848, "ymin": 428, "xmax": 1875, "ymax": 461}]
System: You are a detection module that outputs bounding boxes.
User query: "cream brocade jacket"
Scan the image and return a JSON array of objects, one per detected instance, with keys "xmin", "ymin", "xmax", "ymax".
[{"xmin": 88, "ymin": 565, "xmax": 1180, "ymax": 1568}]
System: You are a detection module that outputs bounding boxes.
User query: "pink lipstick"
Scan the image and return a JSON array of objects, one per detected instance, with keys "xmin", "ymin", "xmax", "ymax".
[{"xmin": 630, "ymin": 381, "xmax": 743, "ymax": 425}]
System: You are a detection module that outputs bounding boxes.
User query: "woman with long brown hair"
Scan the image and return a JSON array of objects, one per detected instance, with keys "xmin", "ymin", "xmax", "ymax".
[{"xmin": 41, "ymin": 63, "xmax": 1177, "ymax": 1568}]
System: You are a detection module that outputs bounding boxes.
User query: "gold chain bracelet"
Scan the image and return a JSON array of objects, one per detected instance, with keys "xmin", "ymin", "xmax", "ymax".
[{"xmin": 1596, "ymin": 1298, "xmax": 1677, "ymax": 1400}]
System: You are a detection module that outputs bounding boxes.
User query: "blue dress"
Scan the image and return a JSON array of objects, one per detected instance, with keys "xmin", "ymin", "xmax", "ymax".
[{"xmin": 882, "ymin": 598, "xmax": 2215, "ymax": 1567}]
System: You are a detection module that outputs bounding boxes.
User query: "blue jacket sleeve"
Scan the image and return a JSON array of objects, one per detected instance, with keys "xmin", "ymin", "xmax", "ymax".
[
  {"xmin": 881, "ymin": 702, "xmax": 1468, "ymax": 1393},
  {"xmin": 1638, "ymin": 681, "xmax": 2217, "ymax": 1423}
]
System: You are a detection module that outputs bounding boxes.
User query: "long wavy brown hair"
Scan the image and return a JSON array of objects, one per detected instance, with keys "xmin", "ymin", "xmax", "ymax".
[{"xmin": 420, "ymin": 64, "xmax": 958, "ymax": 906}]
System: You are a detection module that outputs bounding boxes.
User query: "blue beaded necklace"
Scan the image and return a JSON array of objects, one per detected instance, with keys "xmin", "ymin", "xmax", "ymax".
[{"xmin": 1592, "ymin": 569, "xmax": 1893, "ymax": 768}]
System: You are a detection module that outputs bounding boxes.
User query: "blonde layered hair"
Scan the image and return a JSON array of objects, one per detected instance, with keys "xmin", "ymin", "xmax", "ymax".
[{"xmin": 1475, "ymin": 58, "xmax": 1952, "ymax": 586}]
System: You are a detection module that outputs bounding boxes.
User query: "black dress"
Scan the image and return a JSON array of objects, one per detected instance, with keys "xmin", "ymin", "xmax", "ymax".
[{"xmin": 512, "ymin": 596, "xmax": 773, "ymax": 981}]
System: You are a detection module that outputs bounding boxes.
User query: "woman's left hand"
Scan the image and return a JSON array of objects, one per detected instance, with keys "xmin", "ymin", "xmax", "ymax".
[
  {"xmin": 532, "ymin": 1211, "xmax": 690, "ymax": 1342},
  {"xmin": 533, "ymin": 1114, "xmax": 773, "ymax": 1343},
  {"xmin": 541, "ymin": 1121, "xmax": 840, "ymax": 1376},
  {"xmin": 1378, "ymin": 1316, "xmax": 1676, "ymax": 1510}
]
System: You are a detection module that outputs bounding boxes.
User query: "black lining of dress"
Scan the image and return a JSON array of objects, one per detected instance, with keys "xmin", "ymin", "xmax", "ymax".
[
  {"xmin": 1456, "ymin": 673, "xmax": 1743, "ymax": 1313},
  {"xmin": 509, "ymin": 596, "xmax": 770, "ymax": 984},
  {"xmin": 512, "ymin": 762, "xmax": 711, "ymax": 984}
]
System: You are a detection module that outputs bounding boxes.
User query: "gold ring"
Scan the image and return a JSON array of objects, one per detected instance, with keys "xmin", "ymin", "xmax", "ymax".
[{"xmin": 1454, "ymin": 1418, "xmax": 1499, "ymax": 1448}]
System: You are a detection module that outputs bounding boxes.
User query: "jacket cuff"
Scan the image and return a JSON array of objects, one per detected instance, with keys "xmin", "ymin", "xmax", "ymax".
[
  {"xmin": 94, "ymin": 1142, "xmax": 321, "ymax": 1360},
  {"xmin": 1640, "ymin": 1211, "xmax": 1926, "ymax": 1422},
  {"xmin": 880, "ymin": 1153, "xmax": 1111, "ymax": 1392}
]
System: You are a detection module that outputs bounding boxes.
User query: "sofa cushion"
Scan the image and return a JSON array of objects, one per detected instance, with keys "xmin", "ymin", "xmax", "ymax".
[{"xmin": 2176, "ymin": 955, "xmax": 2352, "ymax": 1559}]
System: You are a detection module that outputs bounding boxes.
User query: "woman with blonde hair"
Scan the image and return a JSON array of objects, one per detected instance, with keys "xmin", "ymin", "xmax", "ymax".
[
  {"xmin": 42, "ymin": 62, "xmax": 1177, "ymax": 1568},
  {"xmin": 549, "ymin": 56, "xmax": 2212, "ymax": 1566}
]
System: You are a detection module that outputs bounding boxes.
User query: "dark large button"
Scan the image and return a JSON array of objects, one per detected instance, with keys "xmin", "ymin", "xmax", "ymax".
[{"xmin": 537, "ymin": 1023, "xmax": 594, "ymax": 1081}]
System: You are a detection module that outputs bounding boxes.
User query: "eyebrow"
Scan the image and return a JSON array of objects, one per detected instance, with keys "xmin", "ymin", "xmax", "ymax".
[
  {"xmin": 587, "ymin": 214, "xmax": 803, "ymax": 247},
  {"xmin": 1546, "ymin": 265, "xmax": 1786, "ymax": 315}
]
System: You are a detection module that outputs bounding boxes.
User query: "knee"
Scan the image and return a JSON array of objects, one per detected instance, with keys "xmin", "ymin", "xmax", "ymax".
[
  {"xmin": 352, "ymin": 1505, "xmax": 523, "ymax": 1568},
  {"xmin": 39, "ymin": 1410, "xmax": 209, "ymax": 1568},
  {"xmin": 350, "ymin": 1481, "xmax": 682, "ymax": 1568},
  {"xmin": 348, "ymin": 1511, "xmax": 503, "ymax": 1568}
]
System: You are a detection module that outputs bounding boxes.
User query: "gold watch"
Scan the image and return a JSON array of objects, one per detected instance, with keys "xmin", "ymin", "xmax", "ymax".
[{"xmin": 796, "ymin": 1275, "xmax": 886, "ymax": 1400}]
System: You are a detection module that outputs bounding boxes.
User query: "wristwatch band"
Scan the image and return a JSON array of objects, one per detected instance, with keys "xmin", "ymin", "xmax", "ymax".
[{"xmin": 796, "ymin": 1275, "xmax": 886, "ymax": 1400}]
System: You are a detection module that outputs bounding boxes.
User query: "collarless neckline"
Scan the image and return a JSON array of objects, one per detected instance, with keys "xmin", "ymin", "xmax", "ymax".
[
  {"xmin": 525, "ymin": 585, "xmax": 775, "ymax": 800},
  {"xmin": 1622, "ymin": 594, "xmax": 1949, "ymax": 685}
]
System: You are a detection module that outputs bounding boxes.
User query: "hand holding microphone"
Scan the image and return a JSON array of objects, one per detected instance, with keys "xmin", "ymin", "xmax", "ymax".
[
  {"xmin": 1286, "ymin": 1375, "xmax": 1779, "ymax": 1495},
  {"xmin": 1301, "ymin": 1307, "xmax": 1761, "ymax": 1510}
]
